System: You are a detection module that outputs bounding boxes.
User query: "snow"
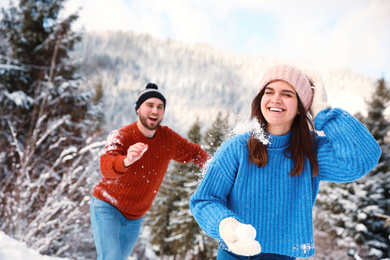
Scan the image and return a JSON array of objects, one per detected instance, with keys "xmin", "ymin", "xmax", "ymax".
[
  {"xmin": 35, "ymin": 115, "xmax": 70, "ymax": 148},
  {"xmin": 76, "ymin": 31, "xmax": 379, "ymax": 136},
  {"xmin": 355, "ymin": 223, "xmax": 368, "ymax": 233},
  {"xmin": 101, "ymin": 190, "xmax": 118, "ymax": 205},
  {"xmin": 357, "ymin": 212, "xmax": 367, "ymax": 221},
  {"xmin": 235, "ymin": 224, "xmax": 256, "ymax": 241},
  {"xmin": 79, "ymin": 140, "xmax": 106, "ymax": 154},
  {"xmin": 3, "ymin": 90, "xmax": 34, "ymax": 108},
  {"xmin": 0, "ymin": 231, "xmax": 70, "ymax": 260},
  {"xmin": 0, "ymin": 64, "xmax": 25, "ymax": 71},
  {"xmin": 232, "ymin": 119, "xmax": 270, "ymax": 145}
]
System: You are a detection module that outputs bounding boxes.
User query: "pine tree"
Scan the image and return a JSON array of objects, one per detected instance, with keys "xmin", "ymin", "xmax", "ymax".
[
  {"xmin": 203, "ymin": 112, "xmax": 230, "ymax": 155},
  {"xmin": 171, "ymin": 114, "xmax": 230, "ymax": 259},
  {"xmin": 147, "ymin": 173, "xmax": 182, "ymax": 259},
  {"xmin": 167, "ymin": 119, "xmax": 217, "ymax": 260},
  {"xmin": 354, "ymin": 78, "xmax": 390, "ymax": 258},
  {"xmin": 315, "ymin": 78, "xmax": 390, "ymax": 259},
  {"xmin": 356, "ymin": 78, "xmax": 390, "ymax": 174},
  {"xmin": 0, "ymin": 1, "xmax": 103, "ymax": 258},
  {"xmin": 147, "ymin": 117, "xmax": 230, "ymax": 259}
]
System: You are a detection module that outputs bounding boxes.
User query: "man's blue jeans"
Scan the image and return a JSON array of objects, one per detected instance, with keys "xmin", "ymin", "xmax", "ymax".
[{"xmin": 90, "ymin": 197, "xmax": 143, "ymax": 260}]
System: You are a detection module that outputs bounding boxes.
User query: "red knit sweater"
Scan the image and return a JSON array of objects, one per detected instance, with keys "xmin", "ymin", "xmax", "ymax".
[{"xmin": 93, "ymin": 122, "xmax": 210, "ymax": 219}]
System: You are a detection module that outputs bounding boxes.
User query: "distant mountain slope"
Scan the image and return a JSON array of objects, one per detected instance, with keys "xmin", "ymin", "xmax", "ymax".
[{"xmin": 74, "ymin": 31, "xmax": 377, "ymax": 135}]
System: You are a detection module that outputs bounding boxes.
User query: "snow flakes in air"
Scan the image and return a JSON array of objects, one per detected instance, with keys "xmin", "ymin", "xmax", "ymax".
[
  {"xmin": 198, "ymin": 157, "xmax": 212, "ymax": 178},
  {"xmin": 232, "ymin": 118, "xmax": 270, "ymax": 145}
]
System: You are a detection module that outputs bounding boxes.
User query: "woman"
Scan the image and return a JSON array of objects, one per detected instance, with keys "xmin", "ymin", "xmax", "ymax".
[{"xmin": 189, "ymin": 64, "xmax": 381, "ymax": 259}]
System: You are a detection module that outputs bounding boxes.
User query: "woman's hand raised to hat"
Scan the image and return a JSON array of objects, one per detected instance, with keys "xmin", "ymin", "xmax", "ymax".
[
  {"xmin": 123, "ymin": 142, "xmax": 148, "ymax": 167},
  {"xmin": 305, "ymin": 70, "xmax": 331, "ymax": 118}
]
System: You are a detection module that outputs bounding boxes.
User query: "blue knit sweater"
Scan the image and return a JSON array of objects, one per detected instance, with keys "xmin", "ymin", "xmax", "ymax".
[{"xmin": 189, "ymin": 108, "xmax": 381, "ymax": 258}]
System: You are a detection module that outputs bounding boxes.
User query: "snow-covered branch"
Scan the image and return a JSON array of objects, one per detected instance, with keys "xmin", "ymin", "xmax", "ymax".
[
  {"xmin": 35, "ymin": 115, "xmax": 70, "ymax": 148},
  {"xmin": 6, "ymin": 119, "xmax": 24, "ymax": 160},
  {"xmin": 0, "ymin": 64, "xmax": 25, "ymax": 71}
]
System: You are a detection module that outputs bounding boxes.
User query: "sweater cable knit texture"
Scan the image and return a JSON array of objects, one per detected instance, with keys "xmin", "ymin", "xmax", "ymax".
[
  {"xmin": 190, "ymin": 108, "xmax": 381, "ymax": 258},
  {"xmin": 94, "ymin": 122, "xmax": 209, "ymax": 219}
]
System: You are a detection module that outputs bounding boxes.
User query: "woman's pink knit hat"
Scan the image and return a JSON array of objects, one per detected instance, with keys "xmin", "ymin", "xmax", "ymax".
[{"xmin": 258, "ymin": 64, "xmax": 314, "ymax": 111}]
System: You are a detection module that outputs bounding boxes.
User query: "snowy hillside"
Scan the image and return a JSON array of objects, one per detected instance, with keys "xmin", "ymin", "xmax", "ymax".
[
  {"xmin": 0, "ymin": 232, "xmax": 70, "ymax": 260},
  {"xmin": 74, "ymin": 31, "xmax": 378, "ymax": 136}
]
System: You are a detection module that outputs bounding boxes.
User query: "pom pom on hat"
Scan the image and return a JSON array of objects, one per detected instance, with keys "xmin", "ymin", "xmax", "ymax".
[
  {"xmin": 258, "ymin": 64, "xmax": 313, "ymax": 111},
  {"xmin": 135, "ymin": 83, "xmax": 166, "ymax": 112}
]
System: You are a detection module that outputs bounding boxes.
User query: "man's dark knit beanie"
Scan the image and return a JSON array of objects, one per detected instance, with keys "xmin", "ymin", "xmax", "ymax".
[{"xmin": 135, "ymin": 83, "xmax": 166, "ymax": 112}]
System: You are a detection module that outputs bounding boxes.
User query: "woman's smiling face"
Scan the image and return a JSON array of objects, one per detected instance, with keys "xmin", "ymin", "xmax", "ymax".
[{"xmin": 260, "ymin": 80, "xmax": 299, "ymax": 136}]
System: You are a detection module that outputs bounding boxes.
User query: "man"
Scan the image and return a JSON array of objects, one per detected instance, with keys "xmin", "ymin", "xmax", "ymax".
[{"xmin": 90, "ymin": 83, "xmax": 210, "ymax": 260}]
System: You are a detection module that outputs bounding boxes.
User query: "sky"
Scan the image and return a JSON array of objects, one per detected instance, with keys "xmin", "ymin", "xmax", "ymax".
[{"xmin": 1, "ymin": 0, "xmax": 389, "ymax": 79}]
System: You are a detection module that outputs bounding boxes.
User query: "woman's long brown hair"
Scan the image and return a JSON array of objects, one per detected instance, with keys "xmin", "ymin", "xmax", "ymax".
[{"xmin": 248, "ymin": 88, "xmax": 319, "ymax": 177}]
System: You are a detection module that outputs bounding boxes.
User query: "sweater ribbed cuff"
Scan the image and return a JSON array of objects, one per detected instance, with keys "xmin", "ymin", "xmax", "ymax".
[{"xmin": 114, "ymin": 155, "xmax": 128, "ymax": 173}]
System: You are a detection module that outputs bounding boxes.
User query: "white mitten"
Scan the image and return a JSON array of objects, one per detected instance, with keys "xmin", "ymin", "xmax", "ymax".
[
  {"xmin": 219, "ymin": 217, "xmax": 261, "ymax": 256},
  {"xmin": 305, "ymin": 70, "xmax": 331, "ymax": 118}
]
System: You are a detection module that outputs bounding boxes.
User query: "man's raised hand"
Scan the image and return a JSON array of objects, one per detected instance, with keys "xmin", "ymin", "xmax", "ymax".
[{"xmin": 124, "ymin": 143, "xmax": 148, "ymax": 167}]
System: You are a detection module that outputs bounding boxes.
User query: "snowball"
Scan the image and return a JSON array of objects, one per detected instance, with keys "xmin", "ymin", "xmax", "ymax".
[
  {"xmin": 232, "ymin": 119, "xmax": 270, "ymax": 145},
  {"xmin": 235, "ymin": 224, "xmax": 257, "ymax": 241}
]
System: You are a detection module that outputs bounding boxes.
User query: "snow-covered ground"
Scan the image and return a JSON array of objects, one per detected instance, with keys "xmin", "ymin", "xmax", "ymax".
[
  {"xmin": 0, "ymin": 231, "xmax": 70, "ymax": 260},
  {"xmin": 0, "ymin": 231, "xmax": 154, "ymax": 260}
]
